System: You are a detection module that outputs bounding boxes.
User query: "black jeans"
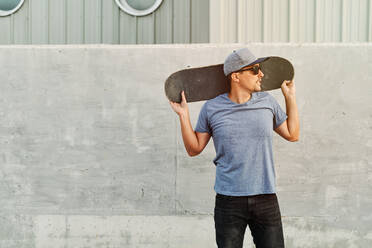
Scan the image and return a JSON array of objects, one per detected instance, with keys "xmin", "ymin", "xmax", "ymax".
[{"xmin": 214, "ymin": 193, "xmax": 285, "ymax": 248}]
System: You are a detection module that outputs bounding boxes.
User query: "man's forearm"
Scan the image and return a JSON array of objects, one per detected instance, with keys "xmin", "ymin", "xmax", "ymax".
[
  {"xmin": 285, "ymin": 95, "xmax": 300, "ymax": 140},
  {"xmin": 179, "ymin": 113, "xmax": 199, "ymax": 155}
]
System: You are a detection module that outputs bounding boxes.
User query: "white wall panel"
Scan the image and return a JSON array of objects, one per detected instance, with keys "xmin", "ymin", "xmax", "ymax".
[
  {"xmin": 30, "ymin": 0, "xmax": 49, "ymax": 44},
  {"xmin": 341, "ymin": 0, "xmax": 369, "ymax": 42},
  {"xmin": 13, "ymin": 0, "xmax": 30, "ymax": 44},
  {"xmin": 209, "ymin": 0, "xmax": 221, "ymax": 43},
  {"xmin": 239, "ymin": 0, "xmax": 264, "ymax": 42},
  {"xmin": 191, "ymin": 0, "xmax": 209, "ymax": 43},
  {"xmin": 102, "ymin": 0, "xmax": 120, "ymax": 44},
  {"xmin": 49, "ymin": 0, "xmax": 66, "ymax": 44},
  {"xmin": 66, "ymin": 0, "xmax": 84, "ymax": 44},
  {"xmin": 173, "ymin": 0, "xmax": 191, "ymax": 43},
  {"xmin": 369, "ymin": 0, "xmax": 372, "ymax": 41},
  {"xmin": 119, "ymin": 10, "xmax": 136, "ymax": 44},
  {"xmin": 263, "ymin": 0, "xmax": 289, "ymax": 42},
  {"xmin": 210, "ymin": 0, "xmax": 237, "ymax": 43},
  {"xmin": 223, "ymin": 0, "xmax": 237, "ymax": 43},
  {"xmin": 210, "ymin": 0, "xmax": 372, "ymax": 43},
  {"xmin": 2, "ymin": 0, "xmax": 370, "ymax": 44},
  {"xmin": 0, "ymin": 0, "xmax": 209, "ymax": 44},
  {"xmin": 315, "ymin": 0, "xmax": 342, "ymax": 42},
  {"xmin": 137, "ymin": 13, "xmax": 155, "ymax": 44},
  {"xmin": 155, "ymin": 0, "xmax": 173, "ymax": 43},
  {"xmin": 84, "ymin": 0, "xmax": 102, "ymax": 44},
  {"xmin": 0, "ymin": 13, "xmax": 11, "ymax": 44},
  {"xmin": 289, "ymin": 0, "xmax": 316, "ymax": 42}
]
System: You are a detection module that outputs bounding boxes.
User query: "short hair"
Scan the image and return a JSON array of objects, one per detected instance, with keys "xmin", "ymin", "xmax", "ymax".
[{"xmin": 227, "ymin": 73, "xmax": 232, "ymax": 83}]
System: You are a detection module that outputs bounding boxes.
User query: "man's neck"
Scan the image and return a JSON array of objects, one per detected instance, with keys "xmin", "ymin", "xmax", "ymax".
[{"xmin": 228, "ymin": 88, "xmax": 253, "ymax": 104}]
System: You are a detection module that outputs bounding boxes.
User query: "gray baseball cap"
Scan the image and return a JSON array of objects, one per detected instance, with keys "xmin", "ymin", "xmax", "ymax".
[{"xmin": 223, "ymin": 48, "xmax": 269, "ymax": 76}]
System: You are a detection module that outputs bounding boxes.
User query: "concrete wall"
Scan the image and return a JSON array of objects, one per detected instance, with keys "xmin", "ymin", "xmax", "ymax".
[{"xmin": 0, "ymin": 44, "xmax": 371, "ymax": 247}]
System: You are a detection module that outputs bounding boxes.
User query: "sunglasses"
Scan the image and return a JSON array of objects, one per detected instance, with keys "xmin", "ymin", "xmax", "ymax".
[{"xmin": 237, "ymin": 64, "xmax": 261, "ymax": 75}]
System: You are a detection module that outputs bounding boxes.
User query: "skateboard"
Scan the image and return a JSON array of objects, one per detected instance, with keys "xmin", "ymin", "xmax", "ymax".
[{"xmin": 165, "ymin": 56, "xmax": 294, "ymax": 103}]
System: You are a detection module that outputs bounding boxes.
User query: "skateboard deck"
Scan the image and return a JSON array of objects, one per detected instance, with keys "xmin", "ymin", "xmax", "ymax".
[{"xmin": 165, "ymin": 56, "xmax": 294, "ymax": 103}]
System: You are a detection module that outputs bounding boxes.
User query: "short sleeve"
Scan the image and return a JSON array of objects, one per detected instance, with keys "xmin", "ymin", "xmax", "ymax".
[
  {"xmin": 271, "ymin": 96, "xmax": 288, "ymax": 129},
  {"xmin": 195, "ymin": 102, "xmax": 212, "ymax": 134}
]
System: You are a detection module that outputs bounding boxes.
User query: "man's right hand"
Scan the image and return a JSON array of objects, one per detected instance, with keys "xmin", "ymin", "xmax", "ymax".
[
  {"xmin": 169, "ymin": 91, "xmax": 189, "ymax": 117},
  {"xmin": 169, "ymin": 90, "xmax": 211, "ymax": 156}
]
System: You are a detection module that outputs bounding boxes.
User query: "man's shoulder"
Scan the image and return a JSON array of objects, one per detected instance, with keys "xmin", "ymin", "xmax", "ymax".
[
  {"xmin": 255, "ymin": 91, "xmax": 277, "ymax": 103},
  {"xmin": 205, "ymin": 93, "xmax": 228, "ymax": 105},
  {"xmin": 253, "ymin": 91, "xmax": 279, "ymax": 109},
  {"xmin": 201, "ymin": 93, "xmax": 228, "ymax": 113},
  {"xmin": 255, "ymin": 91, "xmax": 270, "ymax": 99}
]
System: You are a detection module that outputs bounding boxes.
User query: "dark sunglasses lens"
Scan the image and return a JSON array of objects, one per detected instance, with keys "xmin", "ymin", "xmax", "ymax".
[
  {"xmin": 239, "ymin": 65, "xmax": 260, "ymax": 74},
  {"xmin": 253, "ymin": 65, "xmax": 260, "ymax": 74}
]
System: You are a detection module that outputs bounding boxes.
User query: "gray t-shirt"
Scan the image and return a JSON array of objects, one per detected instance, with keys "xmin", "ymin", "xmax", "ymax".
[{"xmin": 195, "ymin": 92, "xmax": 287, "ymax": 196}]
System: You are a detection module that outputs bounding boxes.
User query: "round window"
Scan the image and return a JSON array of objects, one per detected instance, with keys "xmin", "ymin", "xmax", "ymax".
[
  {"xmin": 0, "ymin": 0, "xmax": 25, "ymax": 17},
  {"xmin": 115, "ymin": 0, "xmax": 163, "ymax": 16}
]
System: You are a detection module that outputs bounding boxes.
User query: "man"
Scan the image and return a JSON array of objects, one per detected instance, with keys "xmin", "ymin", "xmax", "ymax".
[{"xmin": 169, "ymin": 48, "xmax": 299, "ymax": 248}]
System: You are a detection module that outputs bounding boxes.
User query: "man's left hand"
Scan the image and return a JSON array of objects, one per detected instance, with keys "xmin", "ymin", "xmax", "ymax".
[{"xmin": 281, "ymin": 80, "xmax": 296, "ymax": 99}]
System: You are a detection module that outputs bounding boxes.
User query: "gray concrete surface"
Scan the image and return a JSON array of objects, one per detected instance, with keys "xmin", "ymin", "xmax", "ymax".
[{"xmin": 0, "ymin": 44, "xmax": 371, "ymax": 247}]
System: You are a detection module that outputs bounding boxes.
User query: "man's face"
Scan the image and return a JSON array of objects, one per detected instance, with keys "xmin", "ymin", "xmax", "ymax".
[{"xmin": 232, "ymin": 63, "xmax": 265, "ymax": 92}]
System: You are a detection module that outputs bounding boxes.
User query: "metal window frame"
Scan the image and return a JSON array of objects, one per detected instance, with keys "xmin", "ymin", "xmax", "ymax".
[
  {"xmin": 115, "ymin": 0, "xmax": 163, "ymax": 17},
  {"xmin": 0, "ymin": 0, "xmax": 25, "ymax": 17}
]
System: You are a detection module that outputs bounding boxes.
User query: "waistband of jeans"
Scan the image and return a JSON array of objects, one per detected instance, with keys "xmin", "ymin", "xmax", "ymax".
[{"xmin": 216, "ymin": 193, "xmax": 276, "ymax": 199}]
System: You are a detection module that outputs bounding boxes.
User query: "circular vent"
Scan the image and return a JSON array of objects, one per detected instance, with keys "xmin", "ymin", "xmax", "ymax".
[
  {"xmin": 0, "ymin": 0, "xmax": 25, "ymax": 17},
  {"xmin": 115, "ymin": 0, "xmax": 163, "ymax": 16}
]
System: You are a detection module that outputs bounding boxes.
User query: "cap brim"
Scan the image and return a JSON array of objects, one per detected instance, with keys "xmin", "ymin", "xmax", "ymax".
[
  {"xmin": 225, "ymin": 56, "xmax": 271, "ymax": 76},
  {"xmin": 245, "ymin": 56, "xmax": 270, "ymax": 67}
]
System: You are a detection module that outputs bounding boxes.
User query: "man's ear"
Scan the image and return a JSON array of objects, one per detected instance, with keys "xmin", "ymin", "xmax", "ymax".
[{"xmin": 231, "ymin": 72, "xmax": 239, "ymax": 83}]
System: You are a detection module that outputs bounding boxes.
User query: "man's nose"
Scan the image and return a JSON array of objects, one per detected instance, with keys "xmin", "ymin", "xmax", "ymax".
[{"xmin": 259, "ymin": 69, "xmax": 264, "ymax": 77}]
